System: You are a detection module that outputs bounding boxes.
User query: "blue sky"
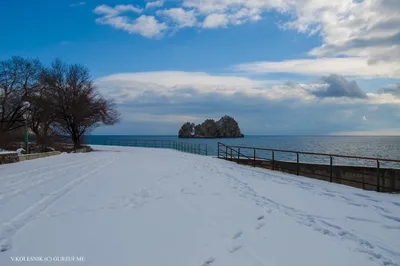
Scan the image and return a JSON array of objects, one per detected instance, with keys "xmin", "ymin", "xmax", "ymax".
[{"xmin": 1, "ymin": 0, "xmax": 399, "ymax": 135}]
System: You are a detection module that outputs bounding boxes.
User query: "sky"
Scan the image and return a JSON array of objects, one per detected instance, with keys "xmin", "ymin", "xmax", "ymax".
[{"xmin": 1, "ymin": 0, "xmax": 399, "ymax": 135}]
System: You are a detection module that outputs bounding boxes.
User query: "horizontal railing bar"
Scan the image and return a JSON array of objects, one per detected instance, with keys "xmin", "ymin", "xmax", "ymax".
[{"xmin": 218, "ymin": 143, "xmax": 400, "ymax": 163}]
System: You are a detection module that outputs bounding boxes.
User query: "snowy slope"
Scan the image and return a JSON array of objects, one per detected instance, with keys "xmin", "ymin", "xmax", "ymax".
[{"xmin": 0, "ymin": 146, "xmax": 399, "ymax": 266}]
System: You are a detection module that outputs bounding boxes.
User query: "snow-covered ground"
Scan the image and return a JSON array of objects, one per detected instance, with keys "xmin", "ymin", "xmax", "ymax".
[{"xmin": 0, "ymin": 145, "xmax": 399, "ymax": 266}]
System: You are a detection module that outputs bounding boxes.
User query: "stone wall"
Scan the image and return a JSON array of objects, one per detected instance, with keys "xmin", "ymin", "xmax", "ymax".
[
  {"xmin": 0, "ymin": 152, "xmax": 19, "ymax": 165},
  {"xmin": 223, "ymin": 158, "xmax": 400, "ymax": 192},
  {"xmin": 19, "ymin": 151, "xmax": 62, "ymax": 162}
]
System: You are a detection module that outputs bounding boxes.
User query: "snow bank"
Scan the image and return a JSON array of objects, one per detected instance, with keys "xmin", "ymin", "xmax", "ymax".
[
  {"xmin": 0, "ymin": 145, "xmax": 399, "ymax": 266},
  {"xmin": 0, "ymin": 151, "xmax": 16, "ymax": 155}
]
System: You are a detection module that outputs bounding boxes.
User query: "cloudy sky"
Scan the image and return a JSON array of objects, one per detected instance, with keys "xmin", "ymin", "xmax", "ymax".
[{"xmin": 1, "ymin": 0, "xmax": 399, "ymax": 135}]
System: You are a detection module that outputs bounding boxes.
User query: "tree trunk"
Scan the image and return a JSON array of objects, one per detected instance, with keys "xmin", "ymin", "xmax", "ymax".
[{"xmin": 72, "ymin": 134, "xmax": 81, "ymax": 150}]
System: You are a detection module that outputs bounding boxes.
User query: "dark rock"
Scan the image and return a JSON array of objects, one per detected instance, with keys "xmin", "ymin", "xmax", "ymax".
[
  {"xmin": 178, "ymin": 122, "xmax": 195, "ymax": 138},
  {"xmin": 178, "ymin": 115, "xmax": 244, "ymax": 138}
]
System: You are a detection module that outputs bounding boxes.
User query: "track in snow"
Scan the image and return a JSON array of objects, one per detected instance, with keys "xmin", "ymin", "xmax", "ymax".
[{"xmin": 0, "ymin": 153, "xmax": 115, "ymax": 252}]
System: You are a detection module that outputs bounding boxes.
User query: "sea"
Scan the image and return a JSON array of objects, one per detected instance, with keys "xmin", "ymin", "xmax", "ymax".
[{"xmin": 85, "ymin": 135, "xmax": 400, "ymax": 168}]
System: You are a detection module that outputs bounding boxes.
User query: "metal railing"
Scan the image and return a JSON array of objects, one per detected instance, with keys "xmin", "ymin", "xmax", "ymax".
[
  {"xmin": 104, "ymin": 139, "xmax": 208, "ymax": 156},
  {"xmin": 217, "ymin": 142, "xmax": 400, "ymax": 192}
]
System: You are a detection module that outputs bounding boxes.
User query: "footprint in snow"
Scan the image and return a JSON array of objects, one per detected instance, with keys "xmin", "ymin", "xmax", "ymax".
[
  {"xmin": 256, "ymin": 222, "xmax": 266, "ymax": 230},
  {"xmin": 257, "ymin": 215, "xmax": 265, "ymax": 220},
  {"xmin": 229, "ymin": 245, "xmax": 243, "ymax": 253},
  {"xmin": 233, "ymin": 231, "xmax": 243, "ymax": 239},
  {"xmin": 201, "ymin": 257, "xmax": 215, "ymax": 266},
  {"xmin": 0, "ymin": 239, "xmax": 11, "ymax": 253}
]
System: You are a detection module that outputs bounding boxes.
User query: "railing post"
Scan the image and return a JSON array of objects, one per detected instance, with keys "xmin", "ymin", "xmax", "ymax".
[
  {"xmin": 376, "ymin": 160, "xmax": 380, "ymax": 192},
  {"xmin": 329, "ymin": 156, "xmax": 333, "ymax": 182},
  {"xmin": 296, "ymin": 153, "xmax": 299, "ymax": 176},
  {"xmin": 230, "ymin": 148, "xmax": 233, "ymax": 160},
  {"xmin": 205, "ymin": 144, "xmax": 208, "ymax": 156},
  {"xmin": 218, "ymin": 143, "xmax": 220, "ymax": 158},
  {"xmin": 225, "ymin": 146, "xmax": 228, "ymax": 159},
  {"xmin": 272, "ymin": 151, "xmax": 275, "ymax": 170},
  {"xmin": 198, "ymin": 144, "xmax": 200, "ymax": 155},
  {"xmin": 253, "ymin": 149, "xmax": 256, "ymax": 167},
  {"xmin": 237, "ymin": 148, "xmax": 240, "ymax": 164}
]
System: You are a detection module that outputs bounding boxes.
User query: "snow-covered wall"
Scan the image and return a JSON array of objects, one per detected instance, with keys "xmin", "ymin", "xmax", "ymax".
[{"xmin": 0, "ymin": 152, "xmax": 19, "ymax": 165}]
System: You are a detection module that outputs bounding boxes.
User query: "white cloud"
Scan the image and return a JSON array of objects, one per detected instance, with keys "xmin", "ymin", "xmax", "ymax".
[
  {"xmin": 96, "ymin": 71, "xmax": 400, "ymax": 105},
  {"xmin": 234, "ymin": 57, "xmax": 400, "ymax": 77},
  {"xmin": 94, "ymin": 4, "xmax": 166, "ymax": 38},
  {"xmin": 279, "ymin": 0, "xmax": 400, "ymax": 65},
  {"xmin": 94, "ymin": 4, "xmax": 143, "ymax": 16},
  {"xmin": 93, "ymin": 0, "xmax": 399, "ymax": 67},
  {"xmin": 157, "ymin": 8, "xmax": 197, "ymax": 28},
  {"xmin": 145, "ymin": 1, "xmax": 164, "ymax": 9},
  {"xmin": 124, "ymin": 113, "xmax": 201, "ymax": 123},
  {"xmin": 70, "ymin": 2, "xmax": 86, "ymax": 7},
  {"xmin": 96, "ymin": 71, "xmax": 400, "ymax": 134},
  {"xmin": 202, "ymin": 13, "xmax": 229, "ymax": 28}
]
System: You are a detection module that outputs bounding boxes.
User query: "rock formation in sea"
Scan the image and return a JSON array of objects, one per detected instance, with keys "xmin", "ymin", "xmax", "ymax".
[{"xmin": 178, "ymin": 115, "xmax": 244, "ymax": 138}]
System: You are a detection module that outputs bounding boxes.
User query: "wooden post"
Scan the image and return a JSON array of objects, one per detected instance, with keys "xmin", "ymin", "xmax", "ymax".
[
  {"xmin": 230, "ymin": 148, "xmax": 233, "ymax": 160},
  {"xmin": 330, "ymin": 156, "xmax": 333, "ymax": 182},
  {"xmin": 205, "ymin": 144, "xmax": 208, "ymax": 156},
  {"xmin": 296, "ymin": 153, "xmax": 299, "ymax": 176},
  {"xmin": 198, "ymin": 144, "xmax": 200, "ymax": 155},
  {"xmin": 237, "ymin": 148, "xmax": 240, "ymax": 164},
  {"xmin": 217, "ymin": 143, "xmax": 220, "ymax": 158},
  {"xmin": 376, "ymin": 160, "xmax": 380, "ymax": 192},
  {"xmin": 225, "ymin": 146, "xmax": 228, "ymax": 159},
  {"xmin": 253, "ymin": 149, "xmax": 256, "ymax": 167}
]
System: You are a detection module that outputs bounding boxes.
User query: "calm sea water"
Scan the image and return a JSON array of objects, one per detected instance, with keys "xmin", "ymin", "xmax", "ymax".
[{"xmin": 85, "ymin": 135, "xmax": 400, "ymax": 168}]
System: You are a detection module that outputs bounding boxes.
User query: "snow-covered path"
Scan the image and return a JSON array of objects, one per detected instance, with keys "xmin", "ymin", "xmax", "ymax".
[{"xmin": 0, "ymin": 146, "xmax": 399, "ymax": 266}]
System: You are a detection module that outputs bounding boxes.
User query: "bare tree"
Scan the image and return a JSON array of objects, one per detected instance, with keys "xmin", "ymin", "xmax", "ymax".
[
  {"xmin": 0, "ymin": 57, "xmax": 42, "ymax": 147},
  {"xmin": 26, "ymin": 78, "xmax": 56, "ymax": 151},
  {"xmin": 43, "ymin": 60, "xmax": 119, "ymax": 149}
]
